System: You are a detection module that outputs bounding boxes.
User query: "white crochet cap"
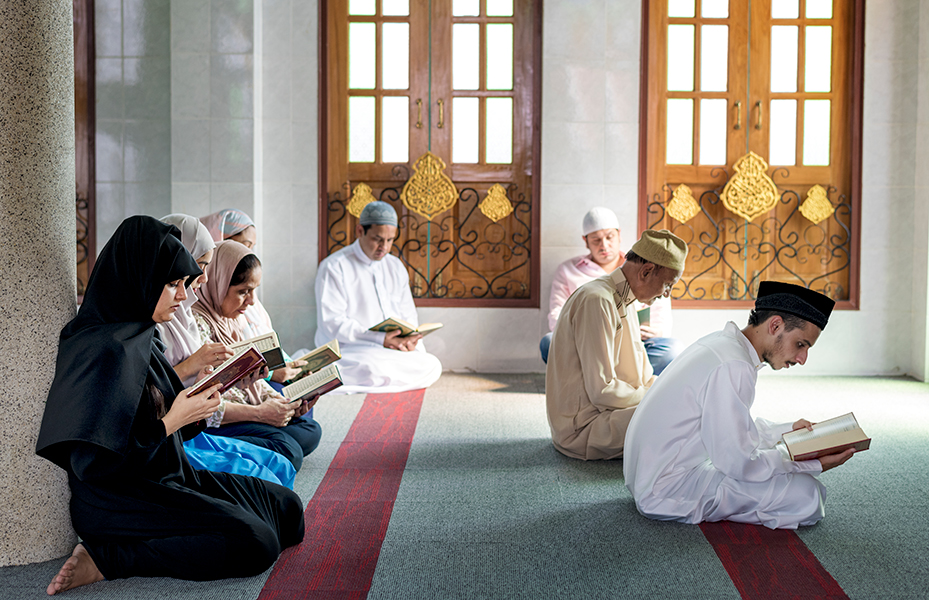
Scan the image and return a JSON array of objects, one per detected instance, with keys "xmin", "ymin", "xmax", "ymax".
[{"xmin": 582, "ymin": 207, "xmax": 620, "ymax": 236}]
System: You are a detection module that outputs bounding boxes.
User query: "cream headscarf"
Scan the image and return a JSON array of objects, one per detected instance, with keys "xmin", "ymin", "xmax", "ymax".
[
  {"xmin": 191, "ymin": 240, "xmax": 263, "ymax": 404},
  {"xmin": 156, "ymin": 214, "xmax": 216, "ymax": 382}
]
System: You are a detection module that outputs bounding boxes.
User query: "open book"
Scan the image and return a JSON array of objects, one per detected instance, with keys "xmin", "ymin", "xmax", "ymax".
[
  {"xmin": 227, "ymin": 331, "xmax": 287, "ymax": 370},
  {"xmin": 188, "ymin": 345, "xmax": 266, "ymax": 397},
  {"xmin": 636, "ymin": 307, "xmax": 650, "ymax": 327},
  {"xmin": 369, "ymin": 317, "xmax": 443, "ymax": 338},
  {"xmin": 288, "ymin": 340, "xmax": 341, "ymax": 383},
  {"xmin": 283, "ymin": 363, "xmax": 343, "ymax": 403},
  {"xmin": 781, "ymin": 412, "xmax": 871, "ymax": 461}
]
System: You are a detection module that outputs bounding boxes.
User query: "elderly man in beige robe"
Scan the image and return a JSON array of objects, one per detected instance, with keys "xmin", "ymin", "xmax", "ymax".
[{"xmin": 546, "ymin": 229, "xmax": 688, "ymax": 460}]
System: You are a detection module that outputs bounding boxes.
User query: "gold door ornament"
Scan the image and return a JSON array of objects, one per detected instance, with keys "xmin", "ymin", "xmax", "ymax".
[
  {"xmin": 667, "ymin": 184, "xmax": 700, "ymax": 223},
  {"xmin": 479, "ymin": 184, "xmax": 514, "ymax": 222},
  {"xmin": 799, "ymin": 184, "xmax": 835, "ymax": 224},
  {"xmin": 346, "ymin": 182, "xmax": 376, "ymax": 218},
  {"xmin": 720, "ymin": 151, "xmax": 779, "ymax": 222},
  {"xmin": 400, "ymin": 151, "xmax": 458, "ymax": 221}
]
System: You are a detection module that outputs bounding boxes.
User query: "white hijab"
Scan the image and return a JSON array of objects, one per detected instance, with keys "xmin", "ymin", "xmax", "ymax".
[{"xmin": 156, "ymin": 214, "xmax": 216, "ymax": 382}]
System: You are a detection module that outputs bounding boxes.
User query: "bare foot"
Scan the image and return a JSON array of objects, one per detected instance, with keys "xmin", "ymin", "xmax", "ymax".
[{"xmin": 46, "ymin": 544, "xmax": 104, "ymax": 595}]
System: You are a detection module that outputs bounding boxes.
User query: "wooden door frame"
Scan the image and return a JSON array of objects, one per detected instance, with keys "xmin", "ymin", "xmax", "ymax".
[
  {"xmin": 318, "ymin": 0, "xmax": 543, "ymax": 308},
  {"xmin": 636, "ymin": 0, "xmax": 864, "ymax": 310},
  {"xmin": 74, "ymin": 0, "xmax": 96, "ymax": 299}
]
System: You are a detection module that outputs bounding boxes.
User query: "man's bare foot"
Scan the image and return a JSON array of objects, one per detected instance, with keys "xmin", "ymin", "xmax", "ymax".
[{"xmin": 46, "ymin": 544, "xmax": 104, "ymax": 595}]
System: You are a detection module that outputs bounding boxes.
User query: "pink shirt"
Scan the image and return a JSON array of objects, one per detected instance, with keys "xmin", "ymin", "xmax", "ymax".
[{"xmin": 548, "ymin": 254, "xmax": 673, "ymax": 336}]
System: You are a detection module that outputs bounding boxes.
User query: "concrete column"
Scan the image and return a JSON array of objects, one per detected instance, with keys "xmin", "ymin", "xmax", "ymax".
[{"xmin": 0, "ymin": 0, "xmax": 78, "ymax": 565}]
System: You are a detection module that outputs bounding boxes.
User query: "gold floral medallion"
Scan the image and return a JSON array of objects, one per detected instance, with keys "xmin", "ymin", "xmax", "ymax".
[
  {"xmin": 666, "ymin": 184, "xmax": 701, "ymax": 223},
  {"xmin": 799, "ymin": 184, "xmax": 835, "ymax": 224},
  {"xmin": 720, "ymin": 151, "xmax": 779, "ymax": 222},
  {"xmin": 479, "ymin": 184, "xmax": 514, "ymax": 222},
  {"xmin": 400, "ymin": 152, "xmax": 458, "ymax": 221},
  {"xmin": 346, "ymin": 182, "xmax": 376, "ymax": 218}
]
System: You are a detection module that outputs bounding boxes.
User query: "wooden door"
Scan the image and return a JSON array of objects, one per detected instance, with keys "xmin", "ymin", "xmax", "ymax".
[{"xmin": 641, "ymin": 0, "xmax": 862, "ymax": 307}]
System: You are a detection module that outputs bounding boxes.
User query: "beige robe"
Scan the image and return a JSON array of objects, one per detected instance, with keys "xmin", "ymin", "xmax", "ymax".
[{"xmin": 545, "ymin": 268, "xmax": 655, "ymax": 460}]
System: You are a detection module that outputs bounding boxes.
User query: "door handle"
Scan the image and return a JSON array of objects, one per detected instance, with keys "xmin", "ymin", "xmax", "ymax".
[
  {"xmin": 754, "ymin": 100, "xmax": 763, "ymax": 130},
  {"xmin": 733, "ymin": 100, "xmax": 742, "ymax": 130},
  {"xmin": 416, "ymin": 98, "xmax": 423, "ymax": 128},
  {"xmin": 437, "ymin": 99, "xmax": 445, "ymax": 129}
]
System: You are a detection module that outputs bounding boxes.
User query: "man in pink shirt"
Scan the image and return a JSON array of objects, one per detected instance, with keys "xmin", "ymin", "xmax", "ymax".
[{"xmin": 541, "ymin": 208, "xmax": 683, "ymax": 374}]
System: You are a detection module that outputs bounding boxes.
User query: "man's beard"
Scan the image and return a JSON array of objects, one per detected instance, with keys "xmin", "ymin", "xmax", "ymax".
[{"xmin": 761, "ymin": 332, "xmax": 784, "ymax": 368}]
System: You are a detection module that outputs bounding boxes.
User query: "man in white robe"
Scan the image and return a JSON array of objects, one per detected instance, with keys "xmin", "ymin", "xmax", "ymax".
[
  {"xmin": 546, "ymin": 229, "xmax": 687, "ymax": 460},
  {"xmin": 624, "ymin": 281, "xmax": 855, "ymax": 529},
  {"xmin": 314, "ymin": 201, "xmax": 442, "ymax": 394}
]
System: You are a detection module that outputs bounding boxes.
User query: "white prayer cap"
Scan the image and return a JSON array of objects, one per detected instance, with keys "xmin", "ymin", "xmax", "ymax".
[
  {"xmin": 359, "ymin": 201, "xmax": 398, "ymax": 227},
  {"xmin": 582, "ymin": 207, "xmax": 620, "ymax": 236}
]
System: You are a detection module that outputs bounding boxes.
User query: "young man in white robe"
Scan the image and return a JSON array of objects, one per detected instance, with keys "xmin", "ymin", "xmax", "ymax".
[
  {"xmin": 314, "ymin": 201, "xmax": 442, "ymax": 394},
  {"xmin": 623, "ymin": 281, "xmax": 855, "ymax": 529},
  {"xmin": 546, "ymin": 229, "xmax": 687, "ymax": 460}
]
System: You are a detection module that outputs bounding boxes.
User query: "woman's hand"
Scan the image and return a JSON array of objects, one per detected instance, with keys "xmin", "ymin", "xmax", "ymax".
[
  {"xmin": 173, "ymin": 342, "xmax": 234, "ymax": 382},
  {"xmin": 255, "ymin": 397, "xmax": 296, "ymax": 428},
  {"xmin": 271, "ymin": 360, "xmax": 307, "ymax": 383},
  {"xmin": 236, "ymin": 365, "xmax": 270, "ymax": 390},
  {"xmin": 162, "ymin": 383, "xmax": 222, "ymax": 436},
  {"xmin": 792, "ymin": 419, "xmax": 814, "ymax": 431},
  {"xmin": 292, "ymin": 396, "xmax": 319, "ymax": 418}
]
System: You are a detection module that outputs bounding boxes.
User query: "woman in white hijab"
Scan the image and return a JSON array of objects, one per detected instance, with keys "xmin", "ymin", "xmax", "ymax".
[{"xmin": 157, "ymin": 214, "xmax": 295, "ymax": 489}]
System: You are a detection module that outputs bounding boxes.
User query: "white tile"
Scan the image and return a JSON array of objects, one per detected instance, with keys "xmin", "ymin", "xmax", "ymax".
[
  {"xmin": 543, "ymin": 0, "xmax": 607, "ymax": 61},
  {"xmin": 95, "ymin": 120, "xmax": 124, "ymax": 182},
  {"xmin": 476, "ymin": 309, "xmax": 545, "ymax": 372},
  {"xmin": 262, "ymin": 58, "xmax": 293, "ymax": 120},
  {"xmin": 211, "ymin": 0, "xmax": 255, "ymax": 54},
  {"xmin": 292, "ymin": 121, "xmax": 319, "ymax": 184},
  {"xmin": 540, "ymin": 121, "xmax": 605, "ymax": 185},
  {"xmin": 95, "ymin": 183, "xmax": 125, "ymax": 254},
  {"xmin": 210, "ymin": 182, "xmax": 255, "ymax": 215},
  {"xmin": 122, "ymin": 0, "xmax": 170, "ymax": 57},
  {"xmin": 124, "ymin": 57, "xmax": 170, "ymax": 119},
  {"xmin": 865, "ymin": 0, "xmax": 920, "ymax": 63},
  {"xmin": 211, "ymin": 53, "xmax": 254, "ymax": 120},
  {"xmin": 123, "ymin": 118, "xmax": 171, "ymax": 182},
  {"xmin": 605, "ymin": 0, "xmax": 641, "ymax": 60},
  {"xmin": 171, "ymin": 0, "xmax": 211, "ymax": 54},
  {"xmin": 540, "ymin": 184, "xmax": 605, "ymax": 247},
  {"xmin": 261, "ymin": 119, "xmax": 293, "ymax": 182},
  {"xmin": 861, "ymin": 122, "xmax": 917, "ymax": 188},
  {"xmin": 863, "ymin": 59, "xmax": 918, "ymax": 125},
  {"xmin": 95, "ymin": 0, "xmax": 122, "ymax": 58},
  {"xmin": 262, "ymin": 182, "xmax": 294, "ymax": 243},
  {"xmin": 125, "ymin": 182, "xmax": 171, "ymax": 217},
  {"xmin": 95, "ymin": 58, "xmax": 124, "ymax": 120},
  {"xmin": 170, "ymin": 182, "xmax": 211, "ymax": 217},
  {"xmin": 542, "ymin": 58, "xmax": 605, "ymax": 123},
  {"xmin": 257, "ymin": 244, "xmax": 293, "ymax": 306},
  {"xmin": 262, "ymin": 0, "xmax": 292, "ymax": 59},
  {"xmin": 211, "ymin": 119, "xmax": 254, "ymax": 183},
  {"xmin": 172, "ymin": 119, "xmax": 211, "ymax": 182},
  {"xmin": 291, "ymin": 184, "xmax": 319, "ymax": 245},
  {"xmin": 415, "ymin": 307, "xmax": 482, "ymax": 372},
  {"xmin": 291, "ymin": 242, "xmax": 319, "ymax": 306},
  {"xmin": 604, "ymin": 61, "xmax": 640, "ymax": 124},
  {"xmin": 601, "ymin": 184, "xmax": 640, "ymax": 241},
  {"xmin": 603, "ymin": 122, "xmax": 640, "ymax": 185},
  {"xmin": 171, "ymin": 53, "xmax": 211, "ymax": 119}
]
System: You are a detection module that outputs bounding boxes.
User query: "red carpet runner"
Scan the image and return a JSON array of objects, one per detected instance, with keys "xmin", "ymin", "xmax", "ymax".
[
  {"xmin": 258, "ymin": 390, "xmax": 425, "ymax": 600},
  {"xmin": 700, "ymin": 521, "xmax": 849, "ymax": 600}
]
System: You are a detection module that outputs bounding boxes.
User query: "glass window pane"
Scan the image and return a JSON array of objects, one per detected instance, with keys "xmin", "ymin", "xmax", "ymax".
[
  {"xmin": 486, "ymin": 24, "xmax": 513, "ymax": 90},
  {"xmin": 382, "ymin": 0, "xmax": 409, "ymax": 16},
  {"xmin": 803, "ymin": 99, "xmax": 831, "ymax": 166},
  {"xmin": 453, "ymin": 23, "xmax": 480, "ymax": 90},
  {"xmin": 349, "ymin": 0, "xmax": 376, "ymax": 16},
  {"xmin": 452, "ymin": 97, "xmax": 479, "ymax": 163},
  {"xmin": 668, "ymin": 0, "xmax": 695, "ymax": 18},
  {"xmin": 349, "ymin": 23, "xmax": 376, "ymax": 89},
  {"xmin": 486, "ymin": 0, "xmax": 514, "ymax": 17},
  {"xmin": 771, "ymin": 0, "xmax": 799, "ymax": 19},
  {"xmin": 486, "ymin": 97, "xmax": 513, "ymax": 164},
  {"xmin": 699, "ymin": 99, "xmax": 727, "ymax": 165},
  {"xmin": 453, "ymin": 0, "xmax": 480, "ymax": 17},
  {"xmin": 770, "ymin": 26, "xmax": 798, "ymax": 93},
  {"xmin": 804, "ymin": 26, "xmax": 832, "ymax": 92},
  {"xmin": 667, "ymin": 25, "xmax": 695, "ymax": 92},
  {"xmin": 700, "ymin": 25, "xmax": 728, "ymax": 92},
  {"xmin": 349, "ymin": 96, "xmax": 375, "ymax": 163},
  {"xmin": 806, "ymin": 0, "xmax": 832, "ymax": 19},
  {"xmin": 382, "ymin": 23, "xmax": 409, "ymax": 90},
  {"xmin": 666, "ymin": 98, "xmax": 694, "ymax": 165},
  {"xmin": 768, "ymin": 99, "xmax": 797, "ymax": 165},
  {"xmin": 701, "ymin": 0, "xmax": 728, "ymax": 18},
  {"xmin": 382, "ymin": 97, "xmax": 409, "ymax": 163}
]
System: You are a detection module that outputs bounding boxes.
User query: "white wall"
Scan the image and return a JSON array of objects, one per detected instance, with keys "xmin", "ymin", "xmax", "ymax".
[{"xmin": 97, "ymin": 0, "xmax": 929, "ymax": 378}]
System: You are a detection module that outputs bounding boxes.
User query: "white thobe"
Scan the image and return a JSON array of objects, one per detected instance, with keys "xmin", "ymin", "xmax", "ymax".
[
  {"xmin": 623, "ymin": 322, "xmax": 825, "ymax": 529},
  {"xmin": 314, "ymin": 240, "xmax": 442, "ymax": 394}
]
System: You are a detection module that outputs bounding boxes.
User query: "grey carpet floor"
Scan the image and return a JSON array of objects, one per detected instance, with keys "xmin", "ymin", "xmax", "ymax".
[{"xmin": 3, "ymin": 374, "xmax": 927, "ymax": 599}]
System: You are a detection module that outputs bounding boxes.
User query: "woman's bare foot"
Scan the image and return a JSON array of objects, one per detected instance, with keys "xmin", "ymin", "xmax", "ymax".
[{"xmin": 46, "ymin": 544, "xmax": 104, "ymax": 595}]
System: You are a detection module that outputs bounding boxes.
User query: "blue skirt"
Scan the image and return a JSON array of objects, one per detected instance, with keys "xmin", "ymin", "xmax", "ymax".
[{"xmin": 183, "ymin": 432, "xmax": 296, "ymax": 489}]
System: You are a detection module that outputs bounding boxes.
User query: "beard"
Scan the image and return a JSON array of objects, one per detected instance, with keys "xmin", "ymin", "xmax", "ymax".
[{"xmin": 761, "ymin": 332, "xmax": 785, "ymax": 368}]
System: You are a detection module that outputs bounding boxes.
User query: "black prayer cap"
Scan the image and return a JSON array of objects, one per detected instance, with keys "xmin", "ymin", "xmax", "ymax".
[{"xmin": 754, "ymin": 281, "xmax": 836, "ymax": 331}]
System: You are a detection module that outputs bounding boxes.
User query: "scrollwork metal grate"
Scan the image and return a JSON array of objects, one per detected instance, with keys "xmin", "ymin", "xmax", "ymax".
[
  {"xmin": 647, "ymin": 182, "xmax": 852, "ymax": 302},
  {"xmin": 326, "ymin": 174, "xmax": 533, "ymax": 301}
]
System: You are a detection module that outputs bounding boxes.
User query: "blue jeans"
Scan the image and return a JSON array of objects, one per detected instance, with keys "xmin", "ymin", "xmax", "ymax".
[
  {"xmin": 540, "ymin": 332, "xmax": 553, "ymax": 364},
  {"xmin": 208, "ymin": 415, "xmax": 322, "ymax": 472},
  {"xmin": 644, "ymin": 337, "xmax": 684, "ymax": 375}
]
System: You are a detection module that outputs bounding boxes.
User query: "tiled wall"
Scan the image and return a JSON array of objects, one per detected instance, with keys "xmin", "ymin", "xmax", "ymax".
[{"xmin": 94, "ymin": 0, "xmax": 929, "ymax": 377}]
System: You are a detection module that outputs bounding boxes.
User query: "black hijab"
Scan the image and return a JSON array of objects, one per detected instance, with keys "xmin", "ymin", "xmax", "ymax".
[{"xmin": 36, "ymin": 216, "xmax": 202, "ymax": 468}]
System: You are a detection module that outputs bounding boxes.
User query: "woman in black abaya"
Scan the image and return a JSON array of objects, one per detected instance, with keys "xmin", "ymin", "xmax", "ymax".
[{"xmin": 36, "ymin": 216, "xmax": 304, "ymax": 595}]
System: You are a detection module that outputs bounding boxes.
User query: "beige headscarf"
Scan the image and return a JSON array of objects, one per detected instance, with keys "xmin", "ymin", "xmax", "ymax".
[{"xmin": 191, "ymin": 240, "xmax": 262, "ymax": 404}]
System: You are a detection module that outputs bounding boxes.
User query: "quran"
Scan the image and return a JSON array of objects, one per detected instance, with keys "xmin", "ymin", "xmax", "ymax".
[
  {"xmin": 283, "ymin": 364, "xmax": 343, "ymax": 402},
  {"xmin": 287, "ymin": 340, "xmax": 341, "ymax": 383},
  {"xmin": 188, "ymin": 345, "xmax": 266, "ymax": 397},
  {"xmin": 369, "ymin": 317, "xmax": 443, "ymax": 338},
  {"xmin": 636, "ymin": 307, "xmax": 650, "ymax": 327},
  {"xmin": 227, "ymin": 331, "xmax": 287, "ymax": 370},
  {"xmin": 780, "ymin": 412, "xmax": 871, "ymax": 461}
]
